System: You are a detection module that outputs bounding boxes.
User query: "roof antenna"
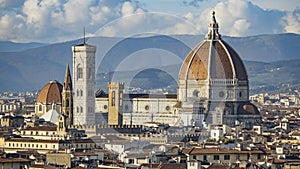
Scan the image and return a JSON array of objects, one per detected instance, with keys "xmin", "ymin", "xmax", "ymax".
[{"xmin": 83, "ymin": 26, "xmax": 86, "ymax": 44}]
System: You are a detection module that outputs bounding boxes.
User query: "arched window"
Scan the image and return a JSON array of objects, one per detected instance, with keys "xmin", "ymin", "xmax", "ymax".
[
  {"xmin": 120, "ymin": 92, "xmax": 123, "ymax": 106},
  {"xmin": 88, "ymin": 68, "xmax": 92, "ymax": 79},
  {"xmin": 39, "ymin": 104, "xmax": 42, "ymax": 111},
  {"xmin": 112, "ymin": 91, "xmax": 115, "ymax": 106},
  {"xmin": 66, "ymin": 99, "xmax": 69, "ymax": 107},
  {"xmin": 77, "ymin": 64, "xmax": 83, "ymax": 79}
]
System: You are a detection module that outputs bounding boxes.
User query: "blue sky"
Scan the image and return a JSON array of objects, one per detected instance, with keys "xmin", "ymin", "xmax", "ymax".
[{"xmin": 0, "ymin": 0, "xmax": 299, "ymax": 43}]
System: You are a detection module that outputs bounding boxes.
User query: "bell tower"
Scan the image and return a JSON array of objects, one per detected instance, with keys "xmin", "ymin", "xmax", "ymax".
[
  {"xmin": 108, "ymin": 82, "xmax": 124, "ymax": 125},
  {"xmin": 62, "ymin": 64, "xmax": 73, "ymax": 126},
  {"xmin": 72, "ymin": 43, "xmax": 96, "ymax": 125}
]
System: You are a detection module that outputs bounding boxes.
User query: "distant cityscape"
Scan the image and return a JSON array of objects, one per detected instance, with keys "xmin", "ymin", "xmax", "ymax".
[{"xmin": 0, "ymin": 12, "xmax": 300, "ymax": 169}]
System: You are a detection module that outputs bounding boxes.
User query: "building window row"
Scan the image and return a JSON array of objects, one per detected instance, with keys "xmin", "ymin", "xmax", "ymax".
[
  {"xmin": 28, "ymin": 131, "xmax": 55, "ymax": 136},
  {"xmin": 7, "ymin": 142, "xmax": 55, "ymax": 149},
  {"xmin": 0, "ymin": 104, "xmax": 20, "ymax": 111}
]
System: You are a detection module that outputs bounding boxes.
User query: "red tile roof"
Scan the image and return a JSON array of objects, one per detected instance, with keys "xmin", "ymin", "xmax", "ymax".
[
  {"xmin": 22, "ymin": 126, "xmax": 57, "ymax": 131},
  {"xmin": 0, "ymin": 158, "xmax": 31, "ymax": 163},
  {"xmin": 159, "ymin": 163, "xmax": 187, "ymax": 169},
  {"xmin": 36, "ymin": 80, "xmax": 62, "ymax": 103}
]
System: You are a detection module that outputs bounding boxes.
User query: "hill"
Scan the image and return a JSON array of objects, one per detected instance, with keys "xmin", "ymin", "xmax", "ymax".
[
  {"xmin": 0, "ymin": 41, "xmax": 45, "ymax": 52},
  {"xmin": 0, "ymin": 33, "xmax": 299, "ymax": 92},
  {"xmin": 96, "ymin": 59, "xmax": 300, "ymax": 94}
]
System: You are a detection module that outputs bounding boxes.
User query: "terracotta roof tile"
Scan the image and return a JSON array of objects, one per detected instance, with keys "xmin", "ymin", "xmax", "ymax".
[
  {"xmin": 36, "ymin": 80, "xmax": 62, "ymax": 103},
  {"xmin": 178, "ymin": 36, "xmax": 247, "ymax": 81},
  {"xmin": 159, "ymin": 163, "xmax": 187, "ymax": 169},
  {"xmin": 22, "ymin": 126, "xmax": 57, "ymax": 131},
  {"xmin": 188, "ymin": 148, "xmax": 267, "ymax": 155},
  {"xmin": 189, "ymin": 148, "xmax": 238, "ymax": 155},
  {"xmin": 0, "ymin": 158, "xmax": 31, "ymax": 163},
  {"xmin": 207, "ymin": 163, "xmax": 229, "ymax": 169}
]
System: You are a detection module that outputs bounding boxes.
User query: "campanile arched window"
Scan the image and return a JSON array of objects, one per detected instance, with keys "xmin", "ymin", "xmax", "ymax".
[
  {"xmin": 112, "ymin": 91, "xmax": 115, "ymax": 106},
  {"xmin": 66, "ymin": 99, "xmax": 69, "ymax": 107},
  {"xmin": 77, "ymin": 64, "xmax": 83, "ymax": 79}
]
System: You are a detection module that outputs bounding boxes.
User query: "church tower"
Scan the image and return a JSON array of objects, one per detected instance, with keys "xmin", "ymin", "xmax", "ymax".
[
  {"xmin": 57, "ymin": 115, "xmax": 67, "ymax": 137},
  {"xmin": 72, "ymin": 43, "xmax": 96, "ymax": 125},
  {"xmin": 62, "ymin": 64, "xmax": 73, "ymax": 126},
  {"xmin": 108, "ymin": 82, "xmax": 124, "ymax": 125}
]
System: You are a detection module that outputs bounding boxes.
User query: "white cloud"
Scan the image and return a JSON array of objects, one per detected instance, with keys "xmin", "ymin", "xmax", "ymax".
[
  {"xmin": 0, "ymin": 0, "xmax": 298, "ymax": 42},
  {"xmin": 251, "ymin": 0, "xmax": 300, "ymax": 12},
  {"xmin": 121, "ymin": 1, "xmax": 136, "ymax": 16},
  {"xmin": 0, "ymin": 14, "xmax": 24, "ymax": 41},
  {"xmin": 0, "ymin": 0, "xmax": 24, "ymax": 9},
  {"xmin": 95, "ymin": 12, "xmax": 199, "ymax": 37},
  {"xmin": 0, "ymin": 0, "xmax": 146, "ymax": 42},
  {"xmin": 230, "ymin": 19, "xmax": 251, "ymax": 36},
  {"xmin": 282, "ymin": 9, "xmax": 300, "ymax": 34},
  {"xmin": 180, "ymin": 0, "xmax": 291, "ymax": 37}
]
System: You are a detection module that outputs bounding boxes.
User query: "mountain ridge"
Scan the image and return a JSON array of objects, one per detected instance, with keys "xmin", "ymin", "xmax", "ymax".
[{"xmin": 0, "ymin": 33, "xmax": 299, "ymax": 92}]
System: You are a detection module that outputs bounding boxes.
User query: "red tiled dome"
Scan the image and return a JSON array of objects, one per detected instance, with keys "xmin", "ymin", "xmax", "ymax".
[
  {"xmin": 36, "ymin": 80, "xmax": 63, "ymax": 103},
  {"xmin": 178, "ymin": 12, "xmax": 247, "ymax": 81}
]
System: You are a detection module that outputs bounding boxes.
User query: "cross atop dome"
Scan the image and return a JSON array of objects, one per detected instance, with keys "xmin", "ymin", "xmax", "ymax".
[{"xmin": 205, "ymin": 11, "xmax": 221, "ymax": 40}]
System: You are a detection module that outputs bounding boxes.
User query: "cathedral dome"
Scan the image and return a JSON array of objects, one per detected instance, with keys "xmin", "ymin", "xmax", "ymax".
[
  {"xmin": 178, "ymin": 12, "xmax": 247, "ymax": 81},
  {"xmin": 37, "ymin": 80, "xmax": 63, "ymax": 103}
]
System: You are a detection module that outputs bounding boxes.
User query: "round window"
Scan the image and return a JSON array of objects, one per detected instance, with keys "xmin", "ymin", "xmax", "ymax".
[
  {"xmin": 193, "ymin": 90, "xmax": 200, "ymax": 97},
  {"xmin": 103, "ymin": 105, "xmax": 108, "ymax": 110},
  {"xmin": 219, "ymin": 91, "xmax": 225, "ymax": 98},
  {"xmin": 166, "ymin": 106, "xmax": 170, "ymax": 111},
  {"xmin": 145, "ymin": 105, "xmax": 149, "ymax": 110}
]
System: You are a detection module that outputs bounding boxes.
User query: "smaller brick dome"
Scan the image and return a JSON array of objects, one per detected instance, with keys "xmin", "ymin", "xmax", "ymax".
[{"xmin": 37, "ymin": 80, "xmax": 63, "ymax": 103}]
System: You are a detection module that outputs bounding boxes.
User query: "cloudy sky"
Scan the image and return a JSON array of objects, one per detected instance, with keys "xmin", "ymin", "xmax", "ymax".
[{"xmin": 0, "ymin": 0, "xmax": 299, "ymax": 43}]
